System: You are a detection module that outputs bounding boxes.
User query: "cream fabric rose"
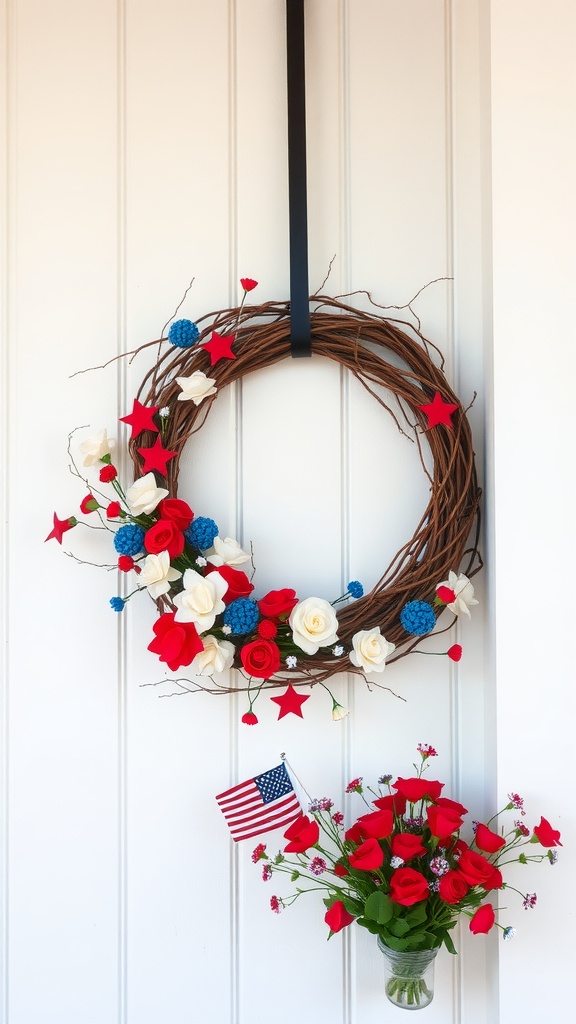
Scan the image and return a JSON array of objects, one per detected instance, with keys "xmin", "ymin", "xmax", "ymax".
[
  {"xmin": 191, "ymin": 635, "xmax": 235, "ymax": 676},
  {"xmin": 176, "ymin": 370, "xmax": 217, "ymax": 405},
  {"xmin": 79, "ymin": 429, "xmax": 116, "ymax": 467},
  {"xmin": 207, "ymin": 536, "xmax": 250, "ymax": 567},
  {"xmin": 349, "ymin": 628, "xmax": 395, "ymax": 673},
  {"xmin": 437, "ymin": 570, "xmax": 479, "ymax": 618},
  {"xmin": 139, "ymin": 551, "xmax": 181, "ymax": 599},
  {"xmin": 289, "ymin": 597, "xmax": 339, "ymax": 655},
  {"xmin": 173, "ymin": 568, "xmax": 228, "ymax": 633},
  {"xmin": 125, "ymin": 473, "xmax": 169, "ymax": 515}
]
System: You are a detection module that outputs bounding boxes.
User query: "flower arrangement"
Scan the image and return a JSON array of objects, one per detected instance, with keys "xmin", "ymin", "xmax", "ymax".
[
  {"xmin": 252, "ymin": 745, "xmax": 560, "ymax": 1004},
  {"xmin": 47, "ymin": 281, "xmax": 482, "ymax": 720}
]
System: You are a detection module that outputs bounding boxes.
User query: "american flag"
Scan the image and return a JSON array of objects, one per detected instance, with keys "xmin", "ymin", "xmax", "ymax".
[{"xmin": 215, "ymin": 763, "xmax": 302, "ymax": 842}]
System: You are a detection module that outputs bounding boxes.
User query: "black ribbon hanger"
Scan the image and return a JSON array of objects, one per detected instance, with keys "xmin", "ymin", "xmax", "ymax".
[{"xmin": 286, "ymin": 0, "xmax": 311, "ymax": 357}]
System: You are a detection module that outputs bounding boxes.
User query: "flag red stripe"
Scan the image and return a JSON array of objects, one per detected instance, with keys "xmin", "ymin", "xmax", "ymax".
[
  {"xmin": 226, "ymin": 793, "xmax": 299, "ymax": 829},
  {"xmin": 218, "ymin": 791, "xmax": 261, "ymax": 814},
  {"xmin": 215, "ymin": 779, "xmax": 258, "ymax": 801},
  {"xmin": 230, "ymin": 806, "xmax": 302, "ymax": 842}
]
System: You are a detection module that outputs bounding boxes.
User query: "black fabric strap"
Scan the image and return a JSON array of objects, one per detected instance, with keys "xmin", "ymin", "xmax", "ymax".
[{"xmin": 286, "ymin": 0, "xmax": 311, "ymax": 357}]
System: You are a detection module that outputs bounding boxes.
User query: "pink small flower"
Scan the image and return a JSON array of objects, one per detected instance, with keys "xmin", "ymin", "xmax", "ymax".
[
  {"xmin": 522, "ymin": 892, "xmax": 537, "ymax": 910},
  {"xmin": 333, "ymin": 811, "xmax": 344, "ymax": 826},
  {"xmin": 270, "ymin": 895, "xmax": 282, "ymax": 914},
  {"xmin": 515, "ymin": 819, "xmax": 530, "ymax": 837},
  {"xmin": 346, "ymin": 777, "xmax": 363, "ymax": 794},
  {"xmin": 262, "ymin": 864, "xmax": 272, "ymax": 882},
  {"xmin": 417, "ymin": 743, "xmax": 437, "ymax": 758},
  {"xmin": 310, "ymin": 857, "xmax": 327, "ymax": 876},
  {"xmin": 508, "ymin": 792, "xmax": 525, "ymax": 815},
  {"xmin": 251, "ymin": 843, "xmax": 266, "ymax": 864}
]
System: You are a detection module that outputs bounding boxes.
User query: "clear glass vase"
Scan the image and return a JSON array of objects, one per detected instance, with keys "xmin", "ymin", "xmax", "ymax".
[{"xmin": 377, "ymin": 939, "xmax": 438, "ymax": 1010}]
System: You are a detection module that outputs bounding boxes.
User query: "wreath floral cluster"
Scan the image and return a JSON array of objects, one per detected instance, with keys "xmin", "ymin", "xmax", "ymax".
[{"xmin": 47, "ymin": 279, "xmax": 481, "ymax": 722}]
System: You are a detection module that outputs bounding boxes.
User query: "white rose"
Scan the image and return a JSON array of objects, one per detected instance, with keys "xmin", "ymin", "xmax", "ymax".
[
  {"xmin": 349, "ymin": 628, "xmax": 395, "ymax": 673},
  {"xmin": 289, "ymin": 597, "xmax": 339, "ymax": 655},
  {"xmin": 139, "ymin": 551, "xmax": 181, "ymax": 599},
  {"xmin": 176, "ymin": 370, "xmax": 217, "ymax": 405},
  {"xmin": 173, "ymin": 568, "xmax": 228, "ymax": 633},
  {"xmin": 125, "ymin": 473, "xmax": 169, "ymax": 515},
  {"xmin": 79, "ymin": 428, "xmax": 116, "ymax": 467},
  {"xmin": 191, "ymin": 635, "xmax": 235, "ymax": 676},
  {"xmin": 437, "ymin": 570, "xmax": 479, "ymax": 618},
  {"xmin": 207, "ymin": 536, "xmax": 250, "ymax": 567}
]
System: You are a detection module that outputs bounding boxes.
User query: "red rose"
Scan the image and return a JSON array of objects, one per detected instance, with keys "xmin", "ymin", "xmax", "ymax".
[
  {"xmin": 257, "ymin": 588, "xmax": 298, "ymax": 619},
  {"xmin": 241, "ymin": 711, "xmax": 258, "ymax": 725},
  {"xmin": 391, "ymin": 833, "xmax": 426, "ymax": 861},
  {"xmin": 389, "ymin": 867, "xmax": 429, "ymax": 906},
  {"xmin": 427, "ymin": 804, "xmax": 464, "ymax": 840},
  {"xmin": 239, "ymin": 639, "xmax": 281, "ymax": 679},
  {"xmin": 206, "ymin": 564, "xmax": 254, "ymax": 604},
  {"xmin": 284, "ymin": 815, "xmax": 319, "ymax": 853},
  {"xmin": 345, "ymin": 822, "xmax": 364, "ymax": 844},
  {"xmin": 349, "ymin": 838, "xmax": 384, "ymax": 872},
  {"xmin": 334, "ymin": 863, "xmax": 348, "ymax": 877},
  {"xmin": 458, "ymin": 850, "xmax": 502, "ymax": 889},
  {"xmin": 393, "ymin": 777, "xmax": 444, "ymax": 803},
  {"xmin": 438, "ymin": 870, "xmax": 470, "ymax": 905},
  {"xmin": 373, "ymin": 793, "xmax": 407, "ymax": 816},
  {"xmin": 533, "ymin": 816, "xmax": 562, "ymax": 847},
  {"xmin": 147, "ymin": 612, "xmax": 203, "ymax": 671},
  {"xmin": 475, "ymin": 823, "xmax": 506, "ymax": 854},
  {"xmin": 144, "ymin": 518, "xmax": 185, "ymax": 559},
  {"xmin": 434, "ymin": 796, "xmax": 468, "ymax": 816},
  {"xmin": 99, "ymin": 464, "xmax": 117, "ymax": 482},
  {"xmin": 441, "ymin": 837, "xmax": 469, "ymax": 859},
  {"xmin": 156, "ymin": 498, "xmax": 193, "ymax": 530},
  {"xmin": 107, "ymin": 501, "xmax": 121, "ymax": 519},
  {"xmin": 324, "ymin": 900, "xmax": 355, "ymax": 933},
  {"xmin": 469, "ymin": 903, "xmax": 495, "ymax": 935},
  {"xmin": 357, "ymin": 809, "xmax": 394, "ymax": 840}
]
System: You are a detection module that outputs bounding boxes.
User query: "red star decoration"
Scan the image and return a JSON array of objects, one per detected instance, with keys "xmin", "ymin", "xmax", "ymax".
[
  {"xmin": 201, "ymin": 330, "xmax": 236, "ymax": 366},
  {"xmin": 270, "ymin": 684, "xmax": 310, "ymax": 720},
  {"xmin": 137, "ymin": 436, "xmax": 177, "ymax": 476},
  {"xmin": 418, "ymin": 391, "xmax": 459, "ymax": 429},
  {"xmin": 119, "ymin": 399, "xmax": 160, "ymax": 439},
  {"xmin": 45, "ymin": 512, "xmax": 76, "ymax": 544}
]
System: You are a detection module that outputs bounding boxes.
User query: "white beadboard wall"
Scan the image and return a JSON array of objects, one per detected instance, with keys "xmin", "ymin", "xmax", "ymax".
[{"xmin": 0, "ymin": 1, "xmax": 574, "ymax": 1023}]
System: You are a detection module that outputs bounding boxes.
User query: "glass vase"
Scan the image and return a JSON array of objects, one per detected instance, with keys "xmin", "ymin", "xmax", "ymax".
[{"xmin": 377, "ymin": 938, "xmax": 438, "ymax": 1011}]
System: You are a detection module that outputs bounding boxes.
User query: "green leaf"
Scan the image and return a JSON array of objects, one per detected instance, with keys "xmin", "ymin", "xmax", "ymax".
[
  {"xmin": 438, "ymin": 928, "xmax": 458, "ymax": 955},
  {"xmin": 404, "ymin": 904, "xmax": 428, "ymax": 928},
  {"xmin": 388, "ymin": 917, "xmax": 410, "ymax": 938},
  {"xmin": 364, "ymin": 891, "xmax": 394, "ymax": 925},
  {"xmin": 381, "ymin": 934, "xmax": 411, "ymax": 951},
  {"xmin": 290, "ymin": 871, "xmax": 300, "ymax": 882}
]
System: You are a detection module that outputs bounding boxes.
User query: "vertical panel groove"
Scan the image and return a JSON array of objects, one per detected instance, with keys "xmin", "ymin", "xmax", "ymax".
[{"xmin": 116, "ymin": 2, "xmax": 128, "ymax": 1021}]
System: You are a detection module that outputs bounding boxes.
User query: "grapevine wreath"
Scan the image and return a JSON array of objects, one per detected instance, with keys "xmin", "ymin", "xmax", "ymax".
[{"xmin": 48, "ymin": 282, "xmax": 481, "ymax": 719}]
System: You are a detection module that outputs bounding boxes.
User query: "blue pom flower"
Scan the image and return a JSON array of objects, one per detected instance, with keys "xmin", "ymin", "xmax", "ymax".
[
  {"xmin": 113, "ymin": 524, "xmax": 145, "ymax": 556},
  {"xmin": 185, "ymin": 516, "xmax": 219, "ymax": 551},
  {"xmin": 348, "ymin": 580, "xmax": 364, "ymax": 599},
  {"xmin": 223, "ymin": 598, "xmax": 259, "ymax": 636},
  {"xmin": 400, "ymin": 600, "xmax": 436, "ymax": 636},
  {"xmin": 168, "ymin": 319, "xmax": 200, "ymax": 348},
  {"xmin": 110, "ymin": 596, "xmax": 125, "ymax": 612}
]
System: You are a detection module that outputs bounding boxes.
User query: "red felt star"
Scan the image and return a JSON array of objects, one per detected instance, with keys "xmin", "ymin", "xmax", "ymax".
[
  {"xmin": 45, "ymin": 512, "xmax": 77, "ymax": 544},
  {"xmin": 137, "ymin": 436, "xmax": 177, "ymax": 476},
  {"xmin": 270, "ymin": 683, "xmax": 310, "ymax": 720},
  {"xmin": 201, "ymin": 330, "xmax": 236, "ymax": 366},
  {"xmin": 418, "ymin": 391, "xmax": 459, "ymax": 429},
  {"xmin": 119, "ymin": 399, "xmax": 160, "ymax": 439}
]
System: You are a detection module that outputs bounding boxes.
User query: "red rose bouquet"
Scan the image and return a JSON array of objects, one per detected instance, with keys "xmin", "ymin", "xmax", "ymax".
[{"xmin": 253, "ymin": 745, "xmax": 561, "ymax": 1006}]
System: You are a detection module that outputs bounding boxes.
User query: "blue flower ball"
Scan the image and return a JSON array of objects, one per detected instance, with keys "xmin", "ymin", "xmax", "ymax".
[
  {"xmin": 400, "ymin": 600, "xmax": 436, "ymax": 636},
  {"xmin": 110, "ymin": 596, "xmax": 125, "ymax": 612},
  {"xmin": 113, "ymin": 524, "xmax": 145, "ymax": 556},
  {"xmin": 185, "ymin": 516, "xmax": 219, "ymax": 551},
  {"xmin": 223, "ymin": 598, "xmax": 260, "ymax": 636},
  {"xmin": 348, "ymin": 580, "xmax": 364, "ymax": 599},
  {"xmin": 168, "ymin": 319, "xmax": 200, "ymax": 348}
]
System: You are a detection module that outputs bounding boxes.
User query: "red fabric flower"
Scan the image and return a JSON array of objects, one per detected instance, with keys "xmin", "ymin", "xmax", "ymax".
[
  {"xmin": 344, "ymin": 822, "xmax": 364, "ymax": 844},
  {"xmin": 333, "ymin": 863, "xmax": 348, "ymax": 877},
  {"xmin": 438, "ymin": 871, "xmax": 470, "ymax": 905},
  {"xmin": 240, "ymin": 639, "xmax": 281, "ymax": 679},
  {"xmin": 147, "ymin": 612, "xmax": 203, "ymax": 671},
  {"xmin": 391, "ymin": 833, "xmax": 426, "ymax": 861},
  {"xmin": 447, "ymin": 644, "xmax": 463, "ymax": 661},
  {"xmin": 389, "ymin": 867, "xmax": 429, "ymax": 906},
  {"xmin": 373, "ymin": 793, "xmax": 407, "ymax": 816},
  {"xmin": 434, "ymin": 796, "xmax": 468, "ymax": 816},
  {"xmin": 436, "ymin": 585, "xmax": 456, "ymax": 604},
  {"xmin": 257, "ymin": 588, "xmax": 298, "ymax": 619},
  {"xmin": 458, "ymin": 850, "xmax": 503, "ymax": 890},
  {"xmin": 357, "ymin": 809, "xmax": 394, "ymax": 840},
  {"xmin": 80, "ymin": 494, "xmax": 99, "ymax": 514},
  {"xmin": 257, "ymin": 619, "xmax": 278, "ymax": 639},
  {"xmin": 469, "ymin": 903, "xmax": 495, "ymax": 934},
  {"xmin": 284, "ymin": 815, "xmax": 319, "ymax": 854},
  {"xmin": 206, "ymin": 564, "xmax": 254, "ymax": 604},
  {"xmin": 107, "ymin": 501, "xmax": 121, "ymax": 519},
  {"xmin": 156, "ymin": 498, "xmax": 194, "ymax": 530},
  {"xmin": 144, "ymin": 519, "xmax": 185, "ymax": 559},
  {"xmin": 324, "ymin": 900, "xmax": 354, "ymax": 933},
  {"xmin": 393, "ymin": 777, "xmax": 444, "ymax": 803},
  {"xmin": 118, "ymin": 555, "xmax": 135, "ymax": 572},
  {"xmin": 533, "ymin": 816, "xmax": 562, "ymax": 847},
  {"xmin": 348, "ymin": 838, "xmax": 384, "ymax": 872},
  {"xmin": 427, "ymin": 803, "xmax": 465, "ymax": 840},
  {"xmin": 475, "ymin": 823, "xmax": 506, "ymax": 854},
  {"xmin": 240, "ymin": 277, "xmax": 258, "ymax": 292},
  {"xmin": 99, "ymin": 464, "xmax": 118, "ymax": 482},
  {"xmin": 241, "ymin": 711, "xmax": 258, "ymax": 726}
]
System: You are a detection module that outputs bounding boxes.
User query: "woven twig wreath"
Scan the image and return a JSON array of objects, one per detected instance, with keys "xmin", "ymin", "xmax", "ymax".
[{"xmin": 128, "ymin": 293, "xmax": 481, "ymax": 692}]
